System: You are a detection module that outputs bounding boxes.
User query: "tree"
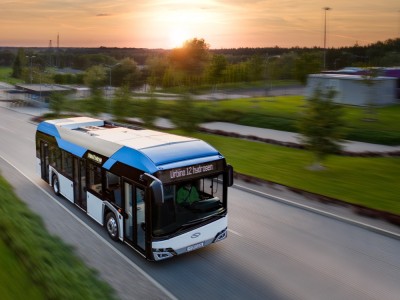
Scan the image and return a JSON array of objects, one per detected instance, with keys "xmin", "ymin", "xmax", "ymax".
[
  {"xmin": 111, "ymin": 58, "xmax": 141, "ymax": 88},
  {"xmin": 0, "ymin": 50, "xmax": 15, "ymax": 67},
  {"xmin": 12, "ymin": 48, "xmax": 25, "ymax": 79},
  {"xmin": 294, "ymin": 52, "xmax": 322, "ymax": 84},
  {"xmin": 297, "ymin": 87, "xmax": 345, "ymax": 170},
  {"xmin": 146, "ymin": 55, "xmax": 168, "ymax": 89},
  {"xmin": 245, "ymin": 55, "xmax": 265, "ymax": 81},
  {"xmin": 84, "ymin": 65, "xmax": 107, "ymax": 116},
  {"xmin": 84, "ymin": 65, "xmax": 107, "ymax": 89},
  {"xmin": 171, "ymin": 93, "xmax": 200, "ymax": 133},
  {"xmin": 206, "ymin": 54, "xmax": 227, "ymax": 84},
  {"xmin": 86, "ymin": 89, "xmax": 106, "ymax": 117},
  {"xmin": 141, "ymin": 95, "xmax": 159, "ymax": 128},
  {"xmin": 49, "ymin": 92, "xmax": 66, "ymax": 116},
  {"xmin": 169, "ymin": 38, "xmax": 210, "ymax": 87},
  {"xmin": 112, "ymin": 85, "xmax": 131, "ymax": 122}
]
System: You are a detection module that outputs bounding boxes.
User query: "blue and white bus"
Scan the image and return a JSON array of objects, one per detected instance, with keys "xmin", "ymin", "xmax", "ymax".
[{"xmin": 36, "ymin": 117, "xmax": 233, "ymax": 261}]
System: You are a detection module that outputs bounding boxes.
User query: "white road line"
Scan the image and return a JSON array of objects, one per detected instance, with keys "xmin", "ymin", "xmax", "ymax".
[
  {"xmin": 233, "ymin": 183, "xmax": 400, "ymax": 240},
  {"xmin": 228, "ymin": 229, "xmax": 243, "ymax": 237},
  {"xmin": 0, "ymin": 155, "xmax": 177, "ymax": 300}
]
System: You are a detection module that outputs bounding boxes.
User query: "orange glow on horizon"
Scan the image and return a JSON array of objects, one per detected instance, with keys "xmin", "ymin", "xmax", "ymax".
[{"xmin": 0, "ymin": 1, "xmax": 398, "ymax": 49}]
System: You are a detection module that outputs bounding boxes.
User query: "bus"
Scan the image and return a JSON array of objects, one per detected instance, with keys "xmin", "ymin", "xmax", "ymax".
[{"xmin": 36, "ymin": 117, "xmax": 233, "ymax": 261}]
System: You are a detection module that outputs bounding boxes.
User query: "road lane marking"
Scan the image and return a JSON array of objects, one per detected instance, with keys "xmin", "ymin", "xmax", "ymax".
[
  {"xmin": 228, "ymin": 229, "xmax": 243, "ymax": 237},
  {"xmin": 0, "ymin": 155, "xmax": 178, "ymax": 300}
]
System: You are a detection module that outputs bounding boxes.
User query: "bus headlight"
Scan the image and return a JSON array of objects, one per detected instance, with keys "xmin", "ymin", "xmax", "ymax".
[{"xmin": 152, "ymin": 248, "xmax": 176, "ymax": 261}]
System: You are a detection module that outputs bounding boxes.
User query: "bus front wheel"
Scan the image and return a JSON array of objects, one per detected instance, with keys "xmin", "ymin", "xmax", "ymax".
[
  {"xmin": 105, "ymin": 213, "xmax": 119, "ymax": 241},
  {"xmin": 52, "ymin": 175, "xmax": 60, "ymax": 196}
]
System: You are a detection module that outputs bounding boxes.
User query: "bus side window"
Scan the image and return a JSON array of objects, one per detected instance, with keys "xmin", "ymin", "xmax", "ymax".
[
  {"xmin": 88, "ymin": 163, "xmax": 103, "ymax": 195},
  {"xmin": 105, "ymin": 171, "xmax": 121, "ymax": 206},
  {"xmin": 61, "ymin": 151, "xmax": 73, "ymax": 178},
  {"xmin": 50, "ymin": 146, "xmax": 61, "ymax": 168}
]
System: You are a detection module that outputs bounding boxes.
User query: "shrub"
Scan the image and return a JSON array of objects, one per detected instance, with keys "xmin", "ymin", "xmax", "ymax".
[{"xmin": 0, "ymin": 176, "xmax": 116, "ymax": 300}]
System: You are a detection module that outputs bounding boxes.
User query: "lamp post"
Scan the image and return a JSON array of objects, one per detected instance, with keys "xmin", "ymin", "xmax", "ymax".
[
  {"xmin": 26, "ymin": 55, "xmax": 36, "ymax": 84},
  {"xmin": 106, "ymin": 63, "xmax": 121, "ymax": 98},
  {"xmin": 323, "ymin": 7, "xmax": 331, "ymax": 70}
]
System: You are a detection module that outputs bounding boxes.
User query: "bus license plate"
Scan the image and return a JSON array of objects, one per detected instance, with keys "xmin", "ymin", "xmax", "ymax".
[{"xmin": 187, "ymin": 242, "xmax": 204, "ymax": 252}]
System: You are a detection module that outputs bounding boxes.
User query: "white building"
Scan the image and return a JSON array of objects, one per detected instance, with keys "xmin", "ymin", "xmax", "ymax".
[{"xmin": 306, "ymin": 74, "xmax": 397, "ymax": 106}]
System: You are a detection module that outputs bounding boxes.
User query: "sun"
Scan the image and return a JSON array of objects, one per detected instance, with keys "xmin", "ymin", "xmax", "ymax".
[{"xmin": 168, "ymin": 28, "xmax": 191, "ymax": 48}]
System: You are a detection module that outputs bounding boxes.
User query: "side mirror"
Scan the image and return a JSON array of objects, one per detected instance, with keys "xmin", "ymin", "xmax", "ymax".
[
  {"xmin": 141, "ymin": 173, "xmax": 164, "ymax": 204},
  {"xmin": 226, "ymin": 165, "xmax": 234, "ymax": 187}
]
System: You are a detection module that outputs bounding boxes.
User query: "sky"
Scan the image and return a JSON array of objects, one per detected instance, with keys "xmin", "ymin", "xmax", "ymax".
[{"xmin": 1, "ymin": 0, "xmax": 399, "ymax": 49}]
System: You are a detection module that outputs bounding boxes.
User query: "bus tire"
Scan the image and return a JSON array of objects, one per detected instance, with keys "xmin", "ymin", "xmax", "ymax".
[
  {"xmin": 52, "ymin": 174, "xmax": 60, "ymax": 196},
  {"xmin": 105, "ymin": 213, "xmax": 119, "ymax": 241}
]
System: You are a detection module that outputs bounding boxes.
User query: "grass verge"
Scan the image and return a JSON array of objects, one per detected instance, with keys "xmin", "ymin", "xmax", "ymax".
[
  {"xmin": 0, "ymin": 175, "xmax": 116, "ymax": 300},
  {"xmin": 0, "ymin": 238, "xmax": 44, "ymax": 299}
]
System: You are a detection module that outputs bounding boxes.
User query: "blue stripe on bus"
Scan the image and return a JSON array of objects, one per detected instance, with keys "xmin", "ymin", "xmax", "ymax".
[
  {"xmin": 37, "ymin": 122, "xmax": 61, "ymax": 138},
  {"xmin": 102, "ymin": 158, "xmax": 117, "ymax": 170},
  {"xmin": 56, "ymin": 137, "xmax": 87, "ymax": 158},
  {"xmin": 108, "ymin": 146, "xmax": 159, "ymax": 173}
]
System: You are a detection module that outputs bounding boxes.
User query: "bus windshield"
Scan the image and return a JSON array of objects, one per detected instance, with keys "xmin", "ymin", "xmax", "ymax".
[{"xmin": 152, "ymin": 173, "xmax": 225, "ymax": 237}]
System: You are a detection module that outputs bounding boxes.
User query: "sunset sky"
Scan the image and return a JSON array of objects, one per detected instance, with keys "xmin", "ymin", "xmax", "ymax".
[{"xmin": 1, "ymin": 0, "xmax": 399, "ymax": 49}]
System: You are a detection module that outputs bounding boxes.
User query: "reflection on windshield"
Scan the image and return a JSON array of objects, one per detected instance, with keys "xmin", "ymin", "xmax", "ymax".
[{"xmin": 152, "ymin": 174, "xmax": 225, "ymax": 237}]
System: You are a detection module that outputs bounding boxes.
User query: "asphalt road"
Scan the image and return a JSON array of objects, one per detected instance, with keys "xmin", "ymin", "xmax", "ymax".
[{"xmin": 1, "ymin": 107, "xmax": 400, "ymax": 300}]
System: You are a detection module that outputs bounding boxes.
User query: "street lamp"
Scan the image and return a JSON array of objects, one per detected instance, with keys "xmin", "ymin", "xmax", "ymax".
[
  {"xmin": 26, "ymin": 55, "xmax": 36, "ymax": 84},
  {"xmin": 323, "ymin": 7, "xmax": 331, "ymax": 70},
  {"xmin": 106, "ymin": 63, "xmax": 121, "ymax": 98}
]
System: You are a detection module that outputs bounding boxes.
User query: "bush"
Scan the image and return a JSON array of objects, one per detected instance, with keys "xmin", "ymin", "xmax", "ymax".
[
  {"xmin": 239, "ymin": 113, "xmax": 297, "ymax": 131},
  {"xmin": 346, "ymin": 129, "xmax": 400, "ymax": 146},
  {"xmin": 0, "ymin": 176, "xmax": 116, "ymax": 300}
]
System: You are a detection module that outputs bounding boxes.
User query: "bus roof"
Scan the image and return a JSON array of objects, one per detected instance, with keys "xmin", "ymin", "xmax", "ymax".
[{"xmin": 37, "ymin": 117, "xmax": 223, "ymax": 174}]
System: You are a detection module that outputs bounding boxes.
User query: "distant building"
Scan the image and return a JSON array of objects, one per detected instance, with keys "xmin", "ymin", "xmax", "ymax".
[
  {"xmin": 306, "ymin": 73, "xmax": 398, "ymax": 106},
  {"xmin": 10, "ymin": 84, "xmax": 73, "ymax": 107}
]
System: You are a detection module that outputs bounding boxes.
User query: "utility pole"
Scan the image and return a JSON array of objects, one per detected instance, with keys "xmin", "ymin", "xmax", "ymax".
[
  {"xmin": 26, "ymin": 55, "xmax": 36, "ymax": 84},
  {"xmin": 323, "ymin": 7, "xmax": 331, "ymax": 70}
]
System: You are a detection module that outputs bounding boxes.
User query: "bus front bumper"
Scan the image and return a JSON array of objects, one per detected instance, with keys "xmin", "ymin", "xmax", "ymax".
[{"xmin": 152, "ymin": 217, "xmax": 228, "ymax": 261}]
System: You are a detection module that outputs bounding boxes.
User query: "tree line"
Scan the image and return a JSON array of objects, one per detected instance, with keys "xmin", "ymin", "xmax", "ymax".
[{"xmin": 2, "ymin": 37, "xmax": 400, "ymax": 89}]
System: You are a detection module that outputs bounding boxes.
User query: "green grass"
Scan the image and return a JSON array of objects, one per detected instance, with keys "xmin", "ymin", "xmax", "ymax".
[
  {"xmin": 0, "ymin": 67, "xmax": 23, "ymax": 85},
  {"xmin": 158, "ymin": 80, "xmax": 300, "ymax": 93},
  {"xmin": 0, "ymin": 238, "xmax": 44, "ymax": 300},
  {"xmin": 213, "ymin": 97, "xmax": 397, "ymax": 145},
  {"xmin": 193, "ymin": 96, "xmax": 400, "ymax": 145},
  {"xmin": 174, "ymin": 130, "xmax": 400, "ymax": 215},
  {"xmin": 0, "ymin": 175, "xmax": 116, "ymax": 300}
]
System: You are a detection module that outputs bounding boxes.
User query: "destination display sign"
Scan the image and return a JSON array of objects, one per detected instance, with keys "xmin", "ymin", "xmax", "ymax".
[
  {"xmin": 158, "ymin": 160, "xmax": 224, "ymax": 182},
  {"xmin": 86, "ymin": 152, "xmax": 104, "ymax": 164}
]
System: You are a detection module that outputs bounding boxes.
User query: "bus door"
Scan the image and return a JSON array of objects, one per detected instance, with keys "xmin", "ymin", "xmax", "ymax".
[
  {"xmin": 39, "ymin": 141, "xmax": 49, "ymax": 182},
  {"xmin": 123, "ymin": 182, "xmax": 146, "ymax": 252},
  {"xmin": 73, "ymin": 158, "xmax": 87, "ymax": 211}
]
